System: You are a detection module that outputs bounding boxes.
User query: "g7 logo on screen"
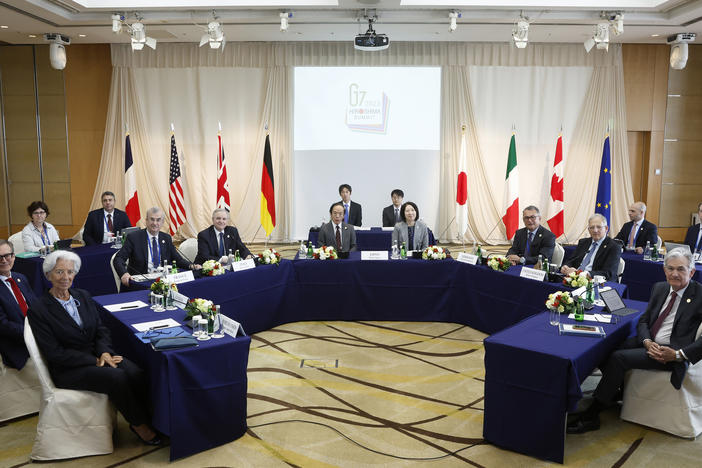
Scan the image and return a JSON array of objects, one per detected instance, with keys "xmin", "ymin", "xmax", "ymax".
[{"xmin": 349, "ymin": 83, "xmax": 366, "ymax": 106}]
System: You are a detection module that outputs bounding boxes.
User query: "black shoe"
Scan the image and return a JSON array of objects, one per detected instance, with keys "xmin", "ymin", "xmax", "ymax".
[
  {"xmin": 130, "ymin": 425, "xmax": 162, "ymax": 446},
  {"xmin": 566, "ymin": 415, "xmax": 600, "ymax": 434}
]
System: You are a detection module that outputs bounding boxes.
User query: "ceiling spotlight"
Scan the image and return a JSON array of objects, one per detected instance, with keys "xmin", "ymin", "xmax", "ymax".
[
  {"xmin": 667, "ymin": 33, "xmax": 696, "ymax": 69},
  {"xmin": 280, "ymin": 12, "xmax": 291, "ymax": 32},
  {"xmin": 200, "ymin": 20, "xmax": 225, "ymax": 49},
  {"xmin": 585, "ymin": 23, "xmax": 609, "ymax": 53},
  {"xmin": 130, "ymin": 22, "xmax": 156, "ymax": 51},
  {"xmin": 111, "ymin": 14, "xmax": 124, "ymax": 33},
  {"xmin": 512, "ymin": 17, "xmax": 529, "ymax": 48},
  {"xmin": 448, "ymin": 11, "xmax": 460, "ymax": 33}
]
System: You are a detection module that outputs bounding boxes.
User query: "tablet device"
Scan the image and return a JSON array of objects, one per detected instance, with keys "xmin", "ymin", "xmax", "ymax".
[
  {"xmin": 54, "ymin": 239, "xmax": 73, "ymax": 250},
  {"xmin": 600, "ymin": 288, "xmax": 639, "ymax": 316}
]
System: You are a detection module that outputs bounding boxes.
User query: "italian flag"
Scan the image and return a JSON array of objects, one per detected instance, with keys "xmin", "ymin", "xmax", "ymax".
[{"xmin": 502, "ymin": 134, "xmax": 519, "ymax": 240}]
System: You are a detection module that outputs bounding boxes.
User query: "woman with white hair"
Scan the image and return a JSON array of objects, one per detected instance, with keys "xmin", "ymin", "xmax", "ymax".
[{"xmin": 27, "ymin": 250, "xmax": 160, "ymax": 446}]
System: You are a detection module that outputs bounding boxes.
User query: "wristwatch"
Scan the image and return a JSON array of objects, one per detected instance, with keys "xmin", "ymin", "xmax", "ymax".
[
  {"xmin": 675, "ymin": 350, "xmax": 681, "ymax": 361},
  {"xmin": 520, "ymin": 256, "xmax": 525, "ymax": 265}
]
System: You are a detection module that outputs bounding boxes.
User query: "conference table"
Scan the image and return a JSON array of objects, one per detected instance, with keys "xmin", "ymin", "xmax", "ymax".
[
  {"xmin": 95, "ymin": 255, "xmax": 626, "ymax": 460},
  {"xmin": 483, "ymin": 300, "xmax": 646, "ymax": 463},
  {"xmin": 307, "ymin": 226, "xmax": 435, "ymax": 251},
  {"xmin": 14, "ymin": 244, "xmax": 118, "ymax": 296}
]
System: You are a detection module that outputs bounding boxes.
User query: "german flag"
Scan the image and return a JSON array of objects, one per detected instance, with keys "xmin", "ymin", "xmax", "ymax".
[{"xmin": 260, "ymin": 134, "xmax": 276, "ymax": 236}]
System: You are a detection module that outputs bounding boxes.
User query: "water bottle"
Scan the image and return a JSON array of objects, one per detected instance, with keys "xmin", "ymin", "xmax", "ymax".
[
  {"xmin": 307, "ymin": 242, "xmax": 314, "ymax": 259},
  {"xmin": 651, "ymin": 244, "xmax": 659, "ymax": 261},
  {"xmin": 400, "ymin": 242, "xmax": 407, "ymax": 259},
  {"xmin": 299, "ymin": 240, "xmax": 307, "ymax": 258},
  {"xmin": 543, "ymin": 257, "xmax": 550, "ymax": 276},
  {"xmin": 643, "ymin": 241, "xmax": 652, "ymax": 261},
  {"xmin": 228, "ymin": 249, "xmax": 234, "ymax": 266},
  {"xmin": 235, "ymin": 249, "xmax": 241, "ymax": 262},
  {"xmin": 391, "ymin": 241, "xmax": 399, "ymax": 260},
  {"xmin": 537, "ymin": 254, "xmax": 544, "ymax": 271},
  {"xmin": 172, "ymin": 260, "xmax": 178, "ymax": 273},
  {"xmin": 114, "ymin": 230, "xmax": 122, "ymax": 249},
  {"xmin": 575, "ymin": 297, "xmax": 585, "ymax": 321}
]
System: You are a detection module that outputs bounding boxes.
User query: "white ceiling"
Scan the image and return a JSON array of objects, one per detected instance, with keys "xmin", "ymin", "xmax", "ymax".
[{"xmin": 0, "ymin": 0, "xmax": 700, "ymax": 45}]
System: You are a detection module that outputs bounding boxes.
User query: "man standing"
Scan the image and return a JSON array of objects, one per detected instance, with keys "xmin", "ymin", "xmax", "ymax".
[
  {"xmin": 561, "ymin": 214, "xmax": 622, "ymax": 281},
  {"xmin": 684, "ymin": 202, "xmax": 702, "ymax": 253},
  {"xmin": 614, "ymin": 201, "xmax": 658, "ymax": 254},
  {"xmin": 318, "ymin": 203, "xmax": 357, "ymax": 252},
  {"xmin": 382, "ymin": 189, "xmax": 404, "ymax": 228},
  {"xmin": 114, "ymin": 207, "xmax": 200, "ymax": 287},
  {"xmin": 338, "ymin": 184, "xmax": 362, "ymax": 227},
  {"xmin": 195, "ymin": 208, "xmax": 252, "ymax": 264},
  {"xmin": 506, "ymin": 205, "xmax": 556, "ymax": 266},
  {"xmin": 568, "ymin": 249, "xmax": 702, "ymax": 433},
  {"xmin": 0, "ymin": 239, "xmax": 36, "ymax": 371},
  {"xmin": 83, "ymin": 191, "xmax": 132, "ymax": 246}
]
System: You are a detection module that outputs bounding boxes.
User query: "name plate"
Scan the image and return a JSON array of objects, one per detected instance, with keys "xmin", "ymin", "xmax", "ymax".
[
  {"xmin": 167, "ymin": 270, "xmax": 195, "ymax": 284},
  {"xmin": 520, "ymin": 267, "xmax": 546, "ymax": 282},
  {"xmin": 361, "ymin": 251, "xmax": 389, "ymax": 261},
  {"xmin": 456, "ymin": 252, "xmax": 478, "ymax": 265},
  {"xmin": 170, "ymin": 290, "xmax": 189, "ymax": 309},
  {"xmin": 220, "ymin": 314, "xmax": 242, "ymax": 338},
  {"xmin": 231, "ymin": 258, "xmax": 256, "ymax": 272}
]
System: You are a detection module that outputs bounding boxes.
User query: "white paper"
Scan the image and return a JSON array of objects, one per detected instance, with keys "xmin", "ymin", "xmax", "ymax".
[
  {"xmin": 169, "ymin": 270, "xmax": 195, "ymax": 284},
  {"xmin": 567, "ymin": 313, "xmax": 613, "ymax": 323},
  {"xmin": 361, "ymin": 251, "xmax": 389, "ymax": 261},
  {"xmin": 456, "ymin": 252, "xmax": 478, "ymax": 265},
  {"xmin": 131, "ymin": 272, "xmax": 162, "ymax": 282},
  {"xmin": 131, "ymin": 318, "xmax": 181, "ymax": 332},
  {"xmin": 220, "ymin": 314, "xmax": 241, "ymax": 338},
  {"xmin": 572, "ymin": 285, "xmax": 586, "ymax": 297},
  {"xmin": 171, "ymin": 291, "xmax": 189, "ymax": 309},
  {"xmin": 520, "ymin": 267, "xmax": 546, "ymax": 281},
  {"xmin": 104, "ymin": 301, "xmax": 149, "ymax": 312},
  {"xmin": 232, "ymin": 258, "xmax": 256, "ymax": 272},
  {"xmin": 354, "ymin": 226, "xmax": 372, "ymax": 231},
  {"xmin": 381, "ymin": 227, "xmax": 394, "ymax": 231}
]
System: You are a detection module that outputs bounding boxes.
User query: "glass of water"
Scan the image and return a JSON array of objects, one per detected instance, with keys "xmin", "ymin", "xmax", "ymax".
[
  {"xmin": 152, "ymin": 294, "xmax": 164, "ymax": 312},
  {"xmin": 549, "ymin": 307, "xmax": 560, "ymax": 326},
  {"xmin": 212, "ymin": 305, "xmax": 225, "ymax": 338}
]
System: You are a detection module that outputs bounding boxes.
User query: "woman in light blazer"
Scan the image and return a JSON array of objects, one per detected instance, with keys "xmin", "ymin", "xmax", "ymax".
[{"xmin": 391, "ymin": 201, "xmax": 429, "ymax": 251}]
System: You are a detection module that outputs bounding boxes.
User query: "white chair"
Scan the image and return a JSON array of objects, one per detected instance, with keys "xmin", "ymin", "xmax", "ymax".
[
  {"xmin": 8, "ymin": 232, "xmax": 24, "ymax": 254},
  {"xmin": 110, "ymin": 251, "xmax": 122, "ymax": 293},
  {"xmin": 0, "ymin": 355, "xmax": 41, "ymax": 422},
  {"xmin": 23, "ymin": 319, "xmax": 115, "ymax": 460},
  {"xmin": 617, "ymin": 258, "xmax": 625, "ymax": 283},
  {"xmin": 656, "ymin": 235, "xmax": 663, "ymax": 250},
  {"xmin": 621, "ymin": 323, "xmax": 702, "ymax": 438},
  {"xmin": 551, "ymin": 242, "xmax": 565, "ymax": 268},
  {"xmin": 179, "ymin": 238, "xmax": 198, "ymax": 263}
]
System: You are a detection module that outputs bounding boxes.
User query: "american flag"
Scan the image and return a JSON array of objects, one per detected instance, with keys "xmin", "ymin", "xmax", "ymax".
[{"xmin": 168, "ymin": 134, "xmax": 187, "ymax": 235}]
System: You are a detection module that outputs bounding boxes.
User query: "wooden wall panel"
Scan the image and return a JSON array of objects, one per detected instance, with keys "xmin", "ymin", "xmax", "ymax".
[
  {"xmin": 627, "ymin": 131, "xmax": 644, "ymax": 201},
  {"xmin": 623, "ymin": 45, "xmax": 657, "ymax": 131},
  {"xmin": 664, "ymin": 96, "xmax": 702, "ymax": 139},
  {"xmin": 63, "ymin": 44, "xmax": 112, "ymax": 238},
  {"xmin": 662, "ymin": 140, "xmax": 702, "ymax": 185},
  {"xmin": 660, "ymin": 184, "xmax": 702, "ymax": 226},
  {"xmin": 668, "ymin": 45, "xmax": 702, "ymax": 96}
]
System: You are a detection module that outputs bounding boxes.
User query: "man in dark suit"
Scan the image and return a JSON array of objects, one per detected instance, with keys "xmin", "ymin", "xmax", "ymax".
[
  {"xmin": 684, "ymin": 202, "xmax": 702, "ymax": 253},
  {"xmin": 318, "ymin": 203, "xmax": 357, "ymax": 252},
  {"xmin": 0, "ymin": 239, "xmax": 36, "ymax": 370},
  {"xmin": 338, "ymin": 184, "xmax": 362, "ymax": 227},
  {"xmin": 382, "ymin": 189, "xmax": 404, "ymax": 228},
  {"xmin": 114, "ymin": 207, "xmax": 200, "ymax": 287},
  {"xmin": 506, "ymin": 205, "xmax": 556, "ymax": 266},
  {"xmin": 195, "ymin": 208, "xmax": 252, "ymax": 264},
  {"xmin": 83, "ymin": 191, "xmax": 132, "ymax": 246},
  {"xmin": 568, "ymin": 249, "xmax": 702, "ymax": 433},
  {"xmin": 561, "ymin": 213, "xmax": 622, "ymax": 281},
  {"xmin": 614, "ymin": 201, "xmax": 658, "ymax": 254}
]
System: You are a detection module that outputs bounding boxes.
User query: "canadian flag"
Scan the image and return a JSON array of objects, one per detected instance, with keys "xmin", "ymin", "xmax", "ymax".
[{"xmin": 547, "ymin": 135, "xmax": 564, "ymax": 238}]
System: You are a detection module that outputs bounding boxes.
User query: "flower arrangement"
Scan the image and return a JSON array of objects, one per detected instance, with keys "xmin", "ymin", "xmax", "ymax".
[
  {"xmin": 487, "ymin": 255, "xmax": 510, "ymax": 272},
  {"xmin": 546, "ymin": 291, "xmax": 576, "ymax": 315},
  {"xmin": 201, "ymin": 259, "xmax": 226, "ymax": 276},
  {"xmin": 313, "ymin": 246, "xmax": 338, "ymax": 260},
  {"xmin": 184, "ymin": 298, "xmax": 213, "ymax": 319},
  {"xmin": 422, "ymin": 245, "xmax": 447, "ymax": 260},
  {"xmin": 150, "ymin": 277, "xmax": 178, "ymax": 295},
  {"xmin": 563, "ymin": 270, "xmax": 591, "ymax": 288},
  {"xmin": 258, "ymin": 248, "xmax": 281, "ymax": 265}
]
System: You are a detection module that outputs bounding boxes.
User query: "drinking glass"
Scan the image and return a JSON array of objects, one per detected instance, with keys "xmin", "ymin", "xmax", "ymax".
[
  {"xmin": 165, "ymin": 289, "xmax": 177, "ymax": 311},
  {"xmin": 197, "ymin": 319, "xmax": 210, "ymax": 341},
  {"xmin": 549, "ymin": 307, "xmax": 560, "ymax": 326},
  {"xmin": 191, "ymin": 315, "xmax": 202, "ymax": 336},
  {"xmin": 152, "ymin": 294, "xmax": 164, "ymax": 312}
]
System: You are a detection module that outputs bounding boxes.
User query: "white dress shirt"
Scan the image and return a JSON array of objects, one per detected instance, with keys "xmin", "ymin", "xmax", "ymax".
[{"xmin": 654, "ymin": 284, "xmax": 689, "ymax": 346}]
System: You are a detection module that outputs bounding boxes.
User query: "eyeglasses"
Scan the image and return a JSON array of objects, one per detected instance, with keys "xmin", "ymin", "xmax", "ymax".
[
  {"xmin": 0, "ymin": 253, "xmax": 15, "ymax": 261},
  {"xmin": 32, "ymin": 210, "xmax": 46, "ymax": 215},
  {"xmin": 523, "ymin": 216, "xmax": 539, "ymax": 221},
  {"xmin": 54, "ymin": 269, "xmax": 77, "ymax": 276}
]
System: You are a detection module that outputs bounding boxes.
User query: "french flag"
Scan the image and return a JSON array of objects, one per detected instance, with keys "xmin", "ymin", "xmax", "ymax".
[{"xmin": 124, "ymin": 133, "xmax": 141, "ymax": 225}]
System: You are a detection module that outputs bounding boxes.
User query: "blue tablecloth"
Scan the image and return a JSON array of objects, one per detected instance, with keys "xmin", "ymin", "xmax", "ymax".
[
  {"xmin": 307, "ymin": 227, "xmax": 435, "ymax": 251},
  {"xmin": 15, "ymin": 244, "xmax": 118, "ymax": 296},
  {"xmin": 95, "ymin": 290, "xmax": 251, "ymax": 461},
  {"xmin": 483, "ymin": 300, "xmax": 646, "ymax": 463}
]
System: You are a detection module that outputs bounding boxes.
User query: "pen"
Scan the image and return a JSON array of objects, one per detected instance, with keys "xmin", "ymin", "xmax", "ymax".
[
  {"xmin": 119, "ymin": 305, "xmax": 139, "ymax": 310},
  {"xmin": 151, "ymin": 324, "xmax": 169, "ymax": 330}
]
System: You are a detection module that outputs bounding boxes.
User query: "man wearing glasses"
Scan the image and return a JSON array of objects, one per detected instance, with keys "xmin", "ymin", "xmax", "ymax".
[
  {"xmin": 0, "ymin": 239, "xmax": 37, "ymax": 371},
  {"xmin": 506, "ymin": 205, "xmax": 556, "ymax": 266},
  {"xmin": 561, "ymin": 214, "xmax": 622, "ymax": 281},
  {"xmin": 568, "ymin": 249, "xmax": 702, "ymax": 433}
]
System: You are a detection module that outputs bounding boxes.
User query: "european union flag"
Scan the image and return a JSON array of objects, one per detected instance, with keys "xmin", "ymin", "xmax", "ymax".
[{"xmin": 594, "ymin": 135, "xmax": 611, "ymax": 226}]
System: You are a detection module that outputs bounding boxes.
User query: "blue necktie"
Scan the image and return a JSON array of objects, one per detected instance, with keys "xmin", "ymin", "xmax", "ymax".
[
  {"xmin": 526, "ymin": 231, "xmax": 534, "ymax": 256},
  {"xmin": 579, "ymin": 241, "xmax": 598, "ymax": 270},
  {"xmin": 219, "ymin": 232, "xmax": 225, "ymax": 257},
  {"xmin": 151, "ymin": 236, "xmax": 160, "ymax": 267},
  {"xmin": 344, "ymin": 204, "xmax": 349, "ymax": 224}
]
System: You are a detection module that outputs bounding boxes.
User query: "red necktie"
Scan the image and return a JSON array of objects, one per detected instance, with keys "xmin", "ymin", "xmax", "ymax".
[
  {"xmin": 6, "ymin": 277, "xmax": 28, "ymax": 316},
  {"xmin": 107, "ymin": 213, "xmax": 114, "ymax": 233},
  {"xmin": 651, "ymin": 291, "xmax": 677, "ymax": 340},
  {"xmin": 335, "ymin": 225, "xmax": 342, "ymax": 251}
]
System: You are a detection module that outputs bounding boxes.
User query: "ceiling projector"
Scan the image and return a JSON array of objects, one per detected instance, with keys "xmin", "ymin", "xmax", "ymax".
[{"xmin": 354, "ymin": 17, "xmax": 389, "ymax": 51}]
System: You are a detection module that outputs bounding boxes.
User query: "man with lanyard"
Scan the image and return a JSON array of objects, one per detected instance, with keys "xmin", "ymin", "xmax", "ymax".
[
  {"xmin": 83, "ymin": 191, "xmax": 132, "ymax": 246},
  {"xmin": 613, "ymin": 201, "xmax": 658, "ymax": 254},
  {"xmin": 114, "ymin": 207, "xmax": 200, "ymax": 287}
]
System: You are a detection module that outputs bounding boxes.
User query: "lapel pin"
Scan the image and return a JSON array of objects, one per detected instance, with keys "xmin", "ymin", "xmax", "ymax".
[
  {"xmin": 538, "ymin": 234, "xmax": 542, "ymax": 238},
  {"xmin": 161, "ymin": 240, "xmax": 165, "ymax": 244},
  {"xmin": 687, "ymin": 298, "xmax": 692, "ymax": 303}
]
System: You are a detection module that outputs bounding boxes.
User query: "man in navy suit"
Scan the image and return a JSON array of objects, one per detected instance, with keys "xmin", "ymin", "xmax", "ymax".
[
  {"xmin": 82, "ymin": 191, "xmax": 132, "ymax": 246},
  {"xmin": 506, "ymin": 205, "xmax": 556, "ymax": 266},
  {"xmin": 568, "ymin": 249, "xmax": 702, "ymax": 433},
  {"xmin": 338, "ymin": 184, "xmax": 362, "ymax": 227},
  {"xmin": 114, "ymin": 207, "xmax": 200, "ymax": 287},
  {"xmin": 614, "ymin": 201, "xmax": 658, "ymax": 254},
  {"xmin": 318, "ymin": 203, "xmax": 357, "ymax": 252},
  {"xmin": 0, "ymin": 239, "xmax": 36, "ymax": 370},
  {"xmin": 382, "ymin": 189, "xmax": 404, "ymax": 228},
  {"xmin": 684, "ymin": 203, "xmax": 702, "ymax": 253},
  {"xmin": 195, "ymin": 208, "xmax": 252, "ymax": 264},
  {"xmin": 561, "ymin": 214, "xmax": 622, "ymax": 281}
]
